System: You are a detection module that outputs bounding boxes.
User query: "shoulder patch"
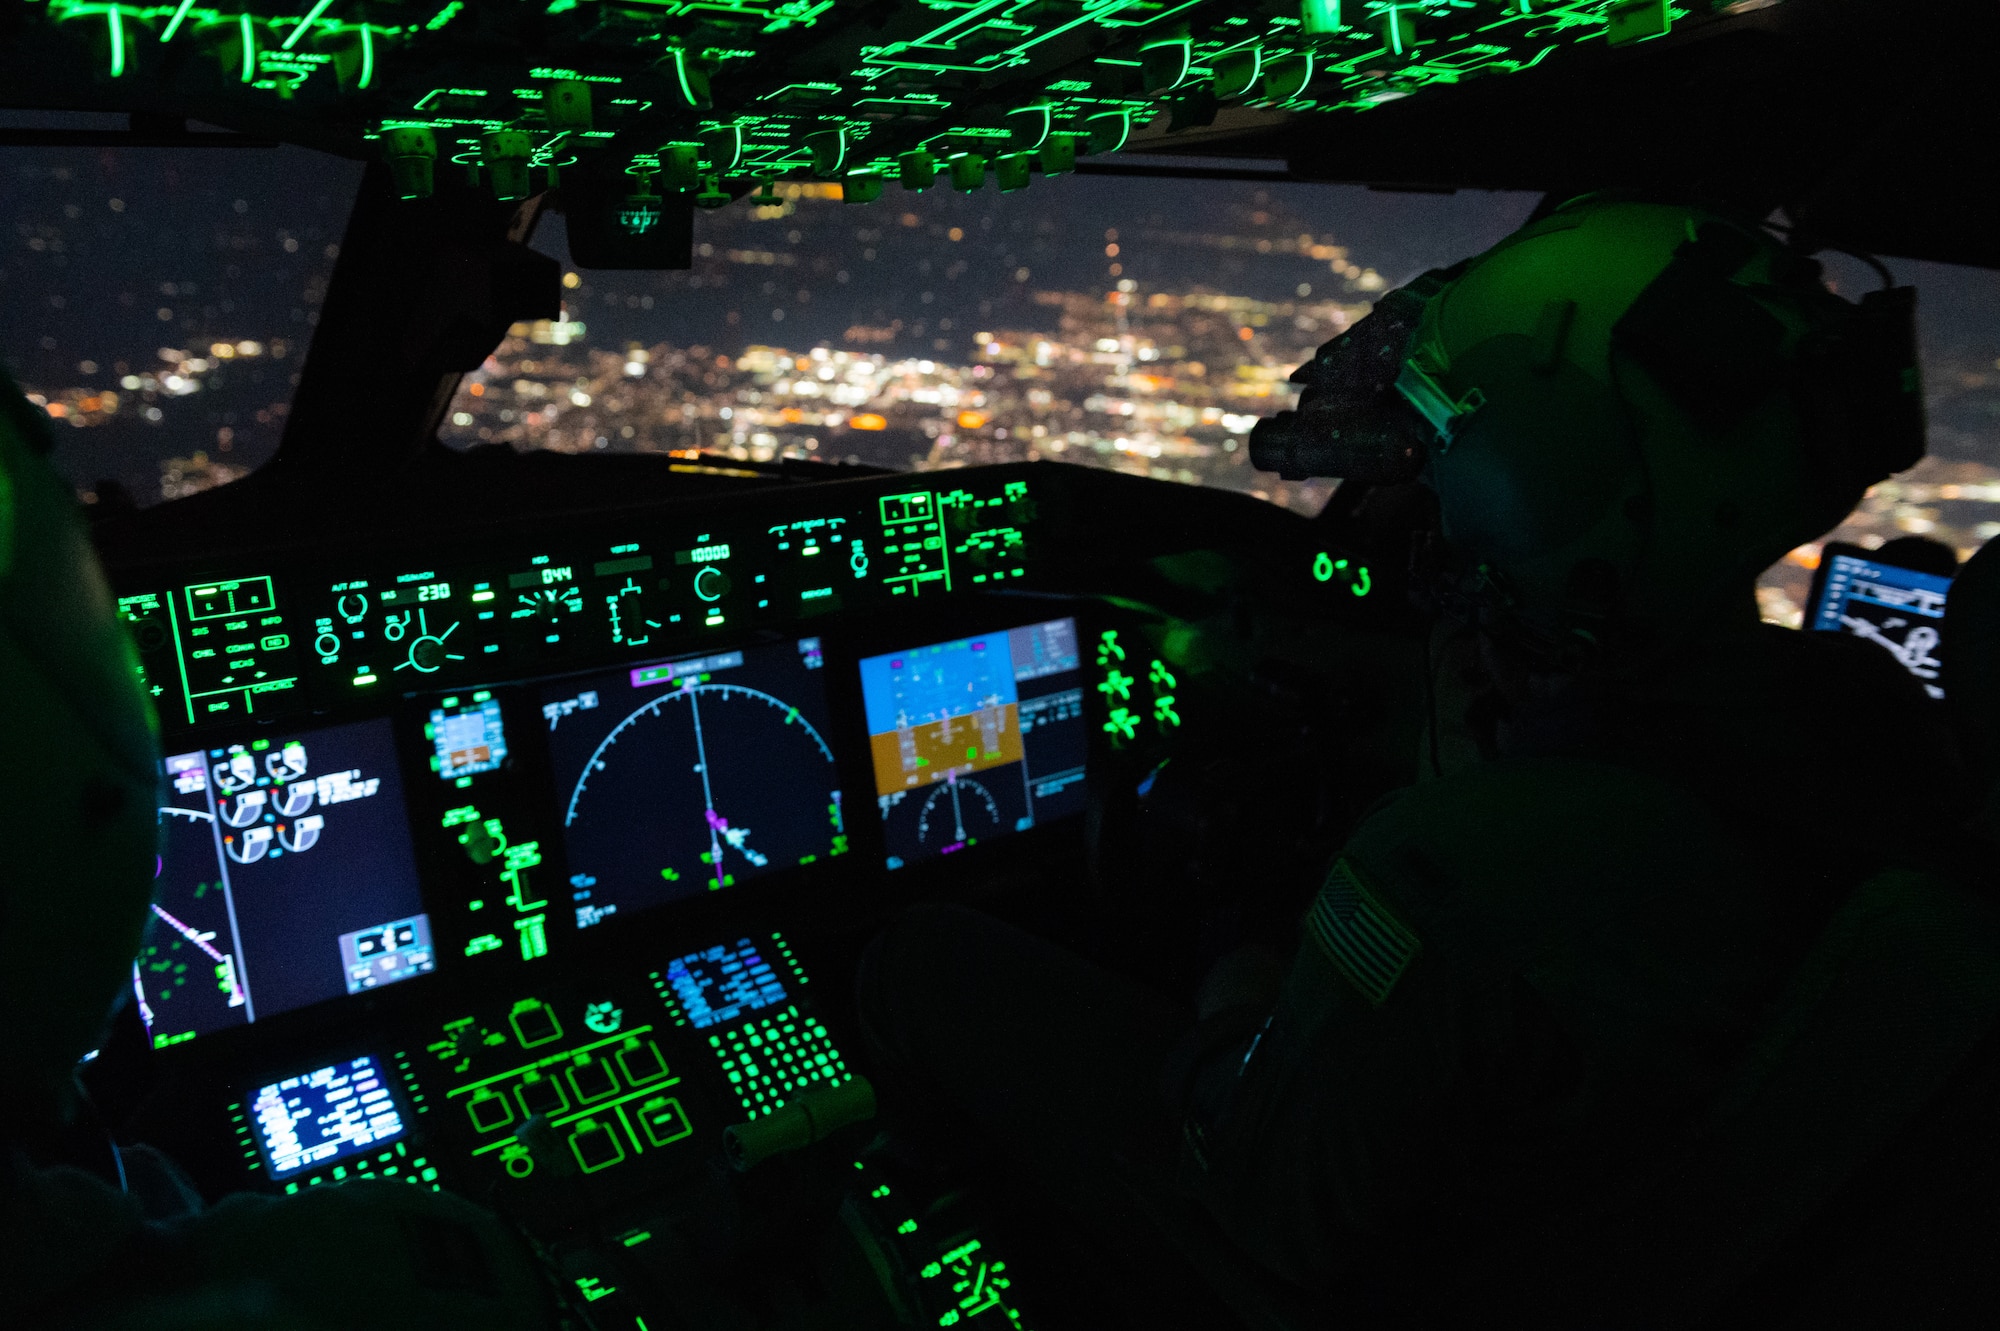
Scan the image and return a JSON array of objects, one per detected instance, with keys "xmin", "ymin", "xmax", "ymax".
[{"xmin": 1307, "ymin": 858, "xmax": 1421, "ymax": 1006}]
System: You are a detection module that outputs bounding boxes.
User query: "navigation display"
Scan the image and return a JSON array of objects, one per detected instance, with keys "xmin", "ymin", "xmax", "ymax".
[
  {"xmin": 250, "ymin": 1055, "xmax": 407, "ymax": 1178},
  {"xmin": 1808, "ymin": 546, "xmax": 1951, "ymax": 699},
  {"xmin": 137, "ymin": 718, "xmax": 432, "ymax": 1048},
  {"xmin": 860, "ymin": 618, "xmax": 1086, "ymax": 869},
  {"xmin": 545, "ymin": 637, "xmax": 845, "ymax": 928}
]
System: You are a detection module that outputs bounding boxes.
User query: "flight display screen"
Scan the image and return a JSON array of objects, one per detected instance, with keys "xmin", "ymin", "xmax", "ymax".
[
  {"xmin": 545, "ymin": 637, "xmax": 846, "ymax": 929},
  {"xmin": 430, "ymin": 694, "xmax": 508, "ymax": 779},
  {"xmin": 859, "ymin": 618, "xmax": 1086, "ymax": 869},
  {"xmin": 1808, "ymin": 547, "xmax": 1951, "ymax": 699},
  {"xmin": 137, "ymin": 718, "xmax": 433, "ymax": 1048},
  {"xmin": 249, "ymin": 1055, "xmax": 407, "ymax": 1178}
]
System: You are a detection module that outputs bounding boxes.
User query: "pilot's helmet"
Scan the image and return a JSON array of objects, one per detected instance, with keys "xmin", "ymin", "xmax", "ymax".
[
  {"xmin": 1417, "ymin": 197, "xmax": 1924, "ymax": 648},
  {"xmin": 0, "ymin": 368, "xmax": 160, "ymax": 1134},
  {"xmin": 1268, "ymin": 197, "xmax": 1924, "ymax": 656}
]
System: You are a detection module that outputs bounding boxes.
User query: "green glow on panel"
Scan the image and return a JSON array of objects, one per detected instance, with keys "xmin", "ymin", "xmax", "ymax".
[
  {"xmin": 284, "ymin": 0, "xmax": 333, "ymax": 50},
  {"xmin": 27, "ymin": 0, "xmax": 1765, "ymax": 207},
  {"xmin": 667, "ymin": 47, "xmax": 699, "ymax": 107},
  {"xmin": 1300, "ymin": 0, "xmax": 1342, "ymax": 34},
  {"xmin": 160, "ymin": 0, "xmax": 194, "ymax": 42}
]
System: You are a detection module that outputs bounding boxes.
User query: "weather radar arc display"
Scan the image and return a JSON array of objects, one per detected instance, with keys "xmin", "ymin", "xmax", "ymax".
[{"xmin": 545, "ymin": 637, "xmax": 845, "ymax": 928}]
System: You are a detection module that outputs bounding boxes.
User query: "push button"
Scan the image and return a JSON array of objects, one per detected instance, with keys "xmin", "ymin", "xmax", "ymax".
[
  {"xmin": 638, "ymin": 1096, "xmax": 692, "ymax": 1148},
  {"xmin": 466, "ymin": 1089, "xmax": 514, "ymax": 1133},
  {"xmin": 617, "ymin": 1037, "xmax": 669, "ymax": 1085},
  {"xmin": 567, "ymin": 1054, "xmax": 618, "ymax": 1103},
  {"xmin": 516, "ymin": 1071, "xmax": 568, "ymax": 1118},
  {"xmin": 568, "ymin": 1118, "xmax": 626, "ymax": 1173}
]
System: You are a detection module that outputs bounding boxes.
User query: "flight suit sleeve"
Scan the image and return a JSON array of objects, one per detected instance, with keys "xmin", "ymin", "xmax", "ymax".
[
  {"xmin": 160, "ymin": 1180, "xmax": 560, "ymax": 1331},
  {"xmin": 1183, "ymin": 760, "xmax": 1785, "ymax": 1295}
]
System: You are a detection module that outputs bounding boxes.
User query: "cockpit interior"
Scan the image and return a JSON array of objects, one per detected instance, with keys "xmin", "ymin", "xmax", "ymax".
[{"xmin": 8, "ymin": 1, "xmax": 2000, "ymax": 1326}]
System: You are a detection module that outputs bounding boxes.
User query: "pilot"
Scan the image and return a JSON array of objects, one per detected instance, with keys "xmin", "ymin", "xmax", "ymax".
[
  {"xmin": 857, "ymin": 198, "xmax": 1959, "ymax": 1323},
  {"xmin": 0, "ymin": 369, "xmax": 555, "ymax": 1329}
]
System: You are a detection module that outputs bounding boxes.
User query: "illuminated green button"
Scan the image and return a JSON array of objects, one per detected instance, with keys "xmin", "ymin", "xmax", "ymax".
[
  {"xmin": 516, "ymin": 1072, "xmax": 568, "ymax": 1119},
  {"xmin": 567, "ymin": 1056, "xmax": 618, "ymax": 1103},
  {"xmin": 568, "ymin": 1119, "xmax": 626, "ymax": 1174},
  {"xmin": 467, "ymin": 1091, "xmax": 514, "ymax": 1133},
  {"xmin": 638, "ymin": 1096, "xmax": 692, "ymax": 1147},
  {"xmin": 616, "ymin": 1038, "xmax": 669, "ymax": 1085}
]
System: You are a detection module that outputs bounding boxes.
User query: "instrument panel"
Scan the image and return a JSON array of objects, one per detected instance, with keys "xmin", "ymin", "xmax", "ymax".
[
  {"xmin": 92, "ymin": 459, "xmax": 1353, "ymax": 1326},
  {"xmin": 102, "ymin": 463, "xmax": 1119, "ymax": 1254}
]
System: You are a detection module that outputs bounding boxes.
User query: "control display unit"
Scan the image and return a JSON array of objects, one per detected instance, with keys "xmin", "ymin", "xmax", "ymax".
[
  {"xmin": 1807, "ymin": 542, "xmax": 1951, "ymax": 699},
  {"xmin": 249, "ymin": 1055, "xmax": 408, "ymax": 1179},
  {"xmin": 547, "ymin": 638, "xmax": 844, "ymax": 915},
  {"xmin": 663, "ymin": 938, "xmax": 792, "ymax": 1031},
  {"xmin": 861, "ymin": 618, "xmax": 1086, "ymax": 869}
]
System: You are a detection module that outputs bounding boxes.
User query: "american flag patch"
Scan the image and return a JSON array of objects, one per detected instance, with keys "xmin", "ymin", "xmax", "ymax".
[{"xmin": 1307, "ymin": 858, "xmax": 1421, "ymax": 1006}]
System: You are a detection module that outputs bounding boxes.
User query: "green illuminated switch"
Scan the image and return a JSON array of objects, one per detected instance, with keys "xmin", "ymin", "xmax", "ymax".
[
  {"xmin": 466, "ymin": 1089, "xmax": 514, "ymax": 1133},
  {"xmin": 516, "ymin": 1071, "xmax": 568, "ymax": 1119},
  {"xmin": 616, "ymin": 1037, "xmax": 669, "ymax": 1085},
  {"xmin": 638, "ymin": 1096, "xmax": 693, "ymax": 1148},
  {"xmin": 509, "ymin": 998, "xmax": 563, "ymax": 1047},
  {"xmin": 566, "ymin": 1054, "xmax": 619, "ymax": 1103},
  {"xmin": 568, "ymin": 1118, "xmax": 626, "ymax": 1174}
]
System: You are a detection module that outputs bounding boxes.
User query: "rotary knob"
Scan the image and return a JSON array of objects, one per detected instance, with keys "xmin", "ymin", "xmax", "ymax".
[{"xmin": 694, "ymin": 566, "xmax": 733, "ymax": 602}]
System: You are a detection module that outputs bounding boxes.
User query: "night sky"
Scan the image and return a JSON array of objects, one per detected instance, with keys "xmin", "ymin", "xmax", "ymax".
[{"xmin": 6, "ymin": 125, "xmax": 2000, "ymax": 504}]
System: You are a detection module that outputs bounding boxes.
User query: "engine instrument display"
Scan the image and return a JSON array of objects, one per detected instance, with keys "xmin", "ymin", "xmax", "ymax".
[
  {"xmin": 860, "ymin": 618, "xmax": 1086, "ymax": 869},
  {"xmin": 546, "ymin": 637, "xmax": 846, "ymax": 927},
  {"xmin": 139, "ymin": 718, "xmax": 433, "ymax": 1048}
]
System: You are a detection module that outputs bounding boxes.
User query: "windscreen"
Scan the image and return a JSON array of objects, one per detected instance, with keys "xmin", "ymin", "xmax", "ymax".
[
  {"xmin": 1, "ymin": 118, "xmax": 362, "ymax": 507},
  {"xmin": 440, "ymin": 174, "xmax": 1542, "ymax": 519}
]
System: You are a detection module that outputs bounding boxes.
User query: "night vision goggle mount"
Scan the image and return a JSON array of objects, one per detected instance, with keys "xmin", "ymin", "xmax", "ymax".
[
  {"xmin": 1247, "ymin": 265, "xmax": 1460, "ymax": 485},
  {"xmin": 1250, "ymin": 223, "xmax": 1926, "ymax": 495}
]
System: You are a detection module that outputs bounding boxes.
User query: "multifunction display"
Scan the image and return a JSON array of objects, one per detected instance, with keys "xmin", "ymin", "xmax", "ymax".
[
  {"xmin": 548, "ymin": 637, "xmax": 846, "ymax": 925},
  {"xmin": 138, "ymin": 718, "xmax": 433, "ymax": 1048},
  {"xmin": 860, "ymin": 618, "xmax": 1087, "ymax": 869}
]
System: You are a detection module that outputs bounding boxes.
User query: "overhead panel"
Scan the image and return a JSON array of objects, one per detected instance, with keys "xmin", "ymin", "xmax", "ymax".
[{"xmin": 20, "ymin": 0, "xmax": 1748, "ymax": 202}]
